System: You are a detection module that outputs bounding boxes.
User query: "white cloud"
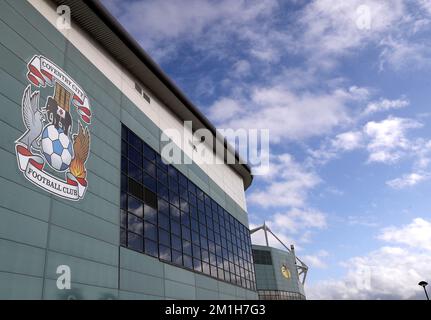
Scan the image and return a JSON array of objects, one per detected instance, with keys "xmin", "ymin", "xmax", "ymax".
[
  {"xmin": 248, "ymin": 154, "xmax": 320, "ymax": 208},
  {"xmin": 210, "ymin": 85, "xmax": 369, "ymax": 143},
  {"xmin": 379, "ymin": 37, "xmax": 431, "ymax": 71},
  {"xmin": 332, "ymin": 131, "xmax": 364, "ymax": 151},
  {"xmin": 207, "ymin": 97, "xmax": 244, "ymax": 122},
  {"xmin": 232, "ymin": 60, "xmax": 251, "ymax": 78},
  {"xmin": 308, "ymin": 218, "xmax": 431, "ymax": 299},
  {"xmin": 272, "ymin": 208, "xmax": 327, "ymax": 234},
  {"xmin": 347, "ymin": 215, "xmax": 379, "ymax": 228},
  {"xmin": 302, "ymin": 250, "xmax": 329, "ymax": 269},
  {"xmin": 297, "ymin": 0, "xmax": 407, "ymax": 67},
  {"xmin": 102, "ymin": 0, "xmax": 280, "ymax": 62},
  {"xmin": 364, "ymin": 117, "xmax": 422, "ymax": 163},
  {"xmin": 386, "ymin": 172, "xmax": 430, "ymax": 189},
  {"xmin": 364, "ymin": 98, "xmax": 410, "ymax": 115},
  {"xmin": 379, "ymin": 218, "xmax": 431, "ymax": 251}
]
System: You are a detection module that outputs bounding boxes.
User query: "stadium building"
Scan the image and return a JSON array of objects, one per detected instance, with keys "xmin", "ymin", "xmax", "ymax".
[
  {"xmin": 251, "ymin": 224, "xmax": 308, "ymax": 300},
  {"xmin": 0, "ymin": 0, "xmax": 258, "ymax": 300}
]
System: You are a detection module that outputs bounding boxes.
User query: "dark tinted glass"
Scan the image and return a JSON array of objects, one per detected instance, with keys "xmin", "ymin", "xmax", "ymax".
[{"xmin": 120, "ymin": 125, "xmax": 256, "ymax": 290}]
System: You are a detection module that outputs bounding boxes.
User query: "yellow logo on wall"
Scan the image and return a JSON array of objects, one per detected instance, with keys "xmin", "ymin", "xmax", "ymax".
[{"xmin": 281, "ymin": 264, "xmax": 291, "ymax": 279}]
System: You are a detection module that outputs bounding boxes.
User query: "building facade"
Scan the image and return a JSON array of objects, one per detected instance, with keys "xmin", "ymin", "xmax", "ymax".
[
  {"xmin": 252, "ymin": 245, "xmax": 306, "ymax": 300},
  {"xmin": 0, "ymin": 0, "xmax": 258, "ymax": 300},
  {"xmin": 250, "ymin": 224, "xmax": 308, "ymax": 300}
]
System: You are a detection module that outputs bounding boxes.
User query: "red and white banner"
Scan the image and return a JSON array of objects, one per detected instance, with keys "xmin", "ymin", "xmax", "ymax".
[
  {"xmin": 27, "ymin": 55, "xmax": 92, "ymax": 124},
  {"xmin": 16, "ymin": 145, "xmax": 87, "ymax": 201}
]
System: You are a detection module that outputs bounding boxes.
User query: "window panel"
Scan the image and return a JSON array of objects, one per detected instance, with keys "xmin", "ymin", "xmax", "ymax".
[
  {"xmin": 183, "ymin": 255, "xmax": 193, "ymax": 269},
  {"xmin": 120, "ymin": 228, "xmax": 127, "ymax": 246},
  {"xmin": 128, "ymin": 178, "xmax": 143, "ymax": 200},
  {"xmin": 172, "ymin": 235, "xmax": 182, "ymax": 252},
  {"xmin": 128, "ymin": 146, "xmax": 142, "ymax": 166},
  {"xmin": 172, "ymin": 250, "xmax": 183, "ymax": 265},
  {"xmin": 144, "ymin": 222, "xmax": 157, "ymax": 241},
  {"xmin": 145, "ymin": 239, "xmax": 158, "ymax": 257},
  {"xmin": 193, "ymin": 258, "xmax": 202, "ymax": 272},
  {"xmin": 159, "ymin": 244, "xmax": 171, "ymax": 262},
  {"xmin": 141, "ymin": 202, "xmax": 156, "ymax": 222},
  {"xmin": 128, "ymin": 196, "xmax": 143, "ymax": 218},
  {"xmin": 182, "ymin": 240, "xmax": 192, "ymax": 256},
  {"xmin": 127, "ymin": 232, "xmax": 143, "ymax": 252},
  {"xmin": 128, "ymin": 162, "xmax": 142, "ymax": 183},
  {"xmin": 143, "ymin": 159, "xmax": 156, "ymax": 178},
  {"xmin": 192, "ymin": 245, "xmax": 201, "ymax": 259},
  {"xmin": 170, "ymin": 204, "xmax": 180, "ymax": 221},
  {"xmin": 121, "ymin": 209, "xmax": 128, "ymax": 228},
  {"xmin": 158, "ymin": 213, "xmax": 169, "ymax": 231},
  {"xmin": 120, "ymin": 125, "xmax": 257, "ymax": 290},
  {"xmin": 170, "ymin": 220, "xmax": 181, "ymax": 237},
  {"xmin": 158, "ymin": 228, "xmax": 170, "ymax": 247},
  {"xmin": 143, "ymin": 173, "xmax": 157, "ymax": 193},
  {"xmin": 143, "ymin": 144, "xmax": 156, "ymax": 162},
  {"xmin": 157, "ymin": 182, "xmax": 169, "ymax": 201},
  {"xmin": 128, "ymin": 214, "xmax": 143, "ymax": 234}
]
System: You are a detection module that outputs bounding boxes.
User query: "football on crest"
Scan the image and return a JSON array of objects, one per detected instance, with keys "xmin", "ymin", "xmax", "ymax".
[{"xmin": 41, "ymin": 125, "xmax": 73, "ymax": 172}]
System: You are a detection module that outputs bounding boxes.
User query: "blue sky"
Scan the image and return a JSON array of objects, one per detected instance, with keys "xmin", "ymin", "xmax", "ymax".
[{"xmin": 102, "ymin": 0, "xmax": 431, "ymax": 299}]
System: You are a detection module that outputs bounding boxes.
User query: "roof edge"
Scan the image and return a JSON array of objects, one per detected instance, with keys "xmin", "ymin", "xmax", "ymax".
[{"xmin": 51, "ymin": 0, "xmax": 253, "ymax": 190}]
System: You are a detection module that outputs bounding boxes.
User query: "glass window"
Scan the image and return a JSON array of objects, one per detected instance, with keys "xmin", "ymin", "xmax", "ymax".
[
  {"xmin": 202, "ymin": 262, "xmax": 210, "ymax": 275},
  {"xmin": 158, "ymin": 213, "xmax": 169, "ymax": 231},
  {"xmin": 170, "ymin": 204, "xmax": 180, "ymax": 221},
  {"xmin": 158, "ymin": 228, "xmax": 170, "ymax": 247},
  {"xmin": 121, "ymin": 125, "xmax": 256, "ymax": 290},
  {"xmin": 144, "ymin": 204, "xmax": 157, "ymax": 224},
  {"xmin": 121, "ymin": 139, "xmax": 128, "ymax": 157},
  {"xmin": 192, "ymin": 245, "xmax": 201, "ymax": 259},
  {"xmin": 159, "ymin": 244, "xmax": 171, "ymax": 262},
  {"xmin": 157, "ymin": 169, "xmax": 168, "ymax": 185},
  {"xmin": 193, "ymin": 259, "xmax": 202, "ymax": 272},
  {"xmin": 143, "ymin": 143, "xmax": 156, "ymax": 162},
  {"xmin": 182, "ymin": 240, "xmax": 192, "ymax": 256},
  {"xmin": 127, "ymin": 232, "xmax": 143, "ymax": 252},
  {"xmin": 172, "ymin": 235, "xmax": 182, "ymax": 252},
  {"xmin": 128, "ymin": 214, "xmax": 143, "ymax": 234},
  {"xmin": 128, "ymin": 131, "xmax": 142, "ymax": 150},
  {"xmin": 143, "ymin": 173, "xmax": 157, "ymax": 193},
  {"xmin": 128, "ymin": 146, "xmax": 142, "ymax": 166},
  {"xmin": 169, "ymin": 192, "xmax": 180, "ymax": 208},
  {"xmin": 172, "ymin": 250, "xmax": 182, "ymax": 265},
  {"xmin": 128, "ymin": 196, "xmax": 143, "ymax": 218},
  {"xmin": 128, "ymin": 162, "xmax": 142, "ymax": 183},
  {"xmin": 144, "ymin": 222, "xmax": 157, "ymax": 241},
  {"xmin": 121, "ymin": 156, "xmax": 128, "ymax": 174},
  {"xmin": 180, "ymin": 211, "xmax": 190, "ymax": 226},
  {"xmin": 128, "ymin": 178, "xmax": 143, "ymax": 200},
  {"xmin": 120, "ymin": 228, "xmax": 127, "ymax": 246},
  {"xmin": 145, "ymin": 239, "xmax": 158, "ymax": 257},
  {"xmin": 157, "ymin": 182, "xmax": 169, "ymax": 201},
  {"xmin": 158, "ymin": 198, "xmax": 169, "ymax": 216},
  {"xmin": 183, "ymin": 255, "xmax": 193, "ymax": 269},
  {"xmin": 120, "ymin": 210, "xmax": 127, "ymax": 229},
  {"xmin": 143, "ymin": 159, "xmax": 156, "ymax": 178},
  {"xmin": 170, "ymin": 220, "xmax": 181, "ymax": 237},
  {"xmin": 192, "ymin": 231, "xmax": 200, "ymax": 246},
  {"xmin": 181, "ymin": 225, "xmax": 191, "ymax": 241}
]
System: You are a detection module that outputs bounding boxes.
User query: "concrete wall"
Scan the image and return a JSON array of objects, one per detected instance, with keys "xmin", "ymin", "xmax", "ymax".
[{"xmin": 0, "ymin": 0, "xmax": 257, "ymax": 300}]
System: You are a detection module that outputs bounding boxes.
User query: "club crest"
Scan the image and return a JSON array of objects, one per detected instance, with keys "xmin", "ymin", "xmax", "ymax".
[{"xmin": 15, "ymin": 55, "xmax": 92, "ymax": 201}]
